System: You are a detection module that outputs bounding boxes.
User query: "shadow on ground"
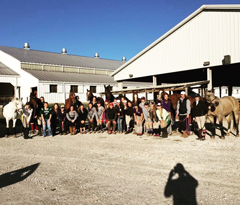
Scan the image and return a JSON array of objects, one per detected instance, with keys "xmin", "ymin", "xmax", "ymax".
[
  {"xmin": 0, "ymin": 119, "xmax": 23, "ymax": 138},
  {"xmin": 0, "ymin": 163, "xmax": 40, "ymax": 189}
]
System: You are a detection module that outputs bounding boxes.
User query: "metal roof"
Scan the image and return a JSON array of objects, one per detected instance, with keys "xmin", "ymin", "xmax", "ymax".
[
  {"xmin": 111, "ymin": 4, "xmax": 240, "ymax": 76},
  {"xmin": 0, "ymin": 46, "xmax": 125, "ymax": 70},
  {"xmin": 25, "ymin": 69, "xmax": 115, "ymax": 84},
  {"xmin": 0, "ymin": 62, "xmax": 19, "ymax": 76}
]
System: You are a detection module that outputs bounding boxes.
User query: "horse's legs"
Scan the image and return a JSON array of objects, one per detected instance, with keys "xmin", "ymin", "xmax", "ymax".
[
  {"xmin": 5, "ymin": 119, "xmax": 9, "ymax": 138},
  {"xmin": 13, "ymin": 119, "xmax": 17, "ymax": 138},
  {"xmin": 218, "ymin": 116, "xmax": 225, "ymax": 139},
  {"xmin": 233, "ymin": 109, "xmax": 239, "ymax": 137},
  {"xmin": 208, "ymin": 115, "xmax": 216, "ymax": 138},
  {"xmin": 225, "ymin": 114, "xmax": 231, "ymax": 136}
]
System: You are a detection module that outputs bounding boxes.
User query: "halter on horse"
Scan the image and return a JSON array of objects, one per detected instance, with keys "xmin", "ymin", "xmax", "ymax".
[{"xmin": 3, "ymin": 98, "xmax": 23, "ymax": 138}]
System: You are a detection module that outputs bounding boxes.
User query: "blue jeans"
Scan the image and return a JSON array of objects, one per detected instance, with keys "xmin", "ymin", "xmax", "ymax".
[
  {"xmin": 42, "ymin": 119, "xmax": 52, "ymax": 136},
  {"xmin": 117, "ymin": 118, "xmax": 123, "ymax": 132}
]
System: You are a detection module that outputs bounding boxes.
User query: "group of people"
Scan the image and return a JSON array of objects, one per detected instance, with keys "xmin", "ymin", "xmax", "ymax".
[{"xmin": 21, "ymin": 90, "xmax": 208, "ymax": 140}]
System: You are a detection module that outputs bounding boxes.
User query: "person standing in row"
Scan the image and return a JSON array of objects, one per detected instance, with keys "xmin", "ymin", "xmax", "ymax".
[
  {"xmin": 156, "ymin": 102, "xmax": 171, "ymax": 138},
  {"xmin": 58, "ymin": 105, "xmax": 67, "ymax": 135},
  {"xmin": 22, "ymin": 102, "xmax": 33, "ymax": 139},
  {"xmin": 192, "ymin": 93, "xmax": 207, "ymax": 140},
  {"xmin": 51, "ymin": 103, "xmax": 60, "ymax": 136},
  {"xmin": 96, "ymin": 101, "xmax": 105, "ymax": 133},
  {"xmin": 115, "ymin": 99, "xmax": 124, "ymax": 134},
  {"xmin": 133, "ymin": 103, "xmax": 143, "ymax": 136},
  {"xmin": 40, "ymin": 102, "xmax": 53, "ymax": 137},
  {"xmin": 87, "ymin": 102, "xmax": 96, "ymax": 133},
  {"xmin": 106, "ymin": 102, "xmax": 117, "ymax": 134},
  {"xmin": 78, "ymin": 104, "xmax": 88, "ymax": 134},
  {"xmin": 162, "ymin": 93, "xmax": 173, "ymax": 135},
  {"xmin": 124, "ymin": 101, "xmax": 134, "ymax": 134},
  {"xmin": 176, "ymin": 91, "xmax": 191, "ymax": 138},
  {"xmin": 66, "ymin": 105, "xmax": 78, "ymax": 135}
]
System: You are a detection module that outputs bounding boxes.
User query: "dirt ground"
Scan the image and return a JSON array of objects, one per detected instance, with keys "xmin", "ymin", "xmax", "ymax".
[{"xmin": 0, "ymin": 127, "xmax": 240, "ymax": 205}]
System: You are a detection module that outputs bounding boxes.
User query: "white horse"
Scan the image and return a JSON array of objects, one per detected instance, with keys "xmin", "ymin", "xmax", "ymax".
[{"xmin": 3, "ymin": 98, "xmax": 23, "ymax": 138}]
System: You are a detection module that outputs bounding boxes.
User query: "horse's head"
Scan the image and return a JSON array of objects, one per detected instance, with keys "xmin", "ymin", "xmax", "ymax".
[
  {"xmin": 205, "ymin": 89, "xmax": 216, "ymax": 103},
  {"xmin": 86, "ymin": 89, "xmax": 93, "ymax": 101},
  {"xmin": 15, "ymin": 98, "xmax": 23, "ymax": 114},
  {"xmin": 69, "ymin": 90, "xmax": 76, "ymax": 102}
]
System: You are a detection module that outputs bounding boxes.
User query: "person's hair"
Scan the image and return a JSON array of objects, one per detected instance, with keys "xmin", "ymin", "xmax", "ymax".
[
  {"xmin": 53, "ymin": 103, "xmax": 59, "ymax": 112},
  {"xmin": 26, "ymin": 102, "xmax": 31, "ymax": 106}
]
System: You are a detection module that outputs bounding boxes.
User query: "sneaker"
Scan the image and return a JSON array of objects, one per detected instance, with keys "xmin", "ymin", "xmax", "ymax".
[{"xmin": 50, "ymin": 135, "xmax": 53, "ymax": 137}]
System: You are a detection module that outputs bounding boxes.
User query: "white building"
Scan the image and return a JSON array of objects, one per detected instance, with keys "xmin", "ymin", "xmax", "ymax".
[
  {"xmin": 111, "ymin": 5, "xmax": 240, "ymax": 99},
  {"xmin": 0, "ymin": 44, "xmax": 149, "ymax": 104}
]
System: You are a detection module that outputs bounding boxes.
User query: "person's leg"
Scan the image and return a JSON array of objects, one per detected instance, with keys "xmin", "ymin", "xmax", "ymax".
[
  {"xmin": 47, "ymin": 119, "xmax": 52, "ymax": 136},
  {"xmin": 112, "ymin": 120, "xmax": 116, "ymax": 132},
  {"xmin": 119, "ymin": 118, "xmax": 123, "ymax": 132},
  {"xmin": 42, "ymin": 120, "xmax": 46, "ymax": 137}
]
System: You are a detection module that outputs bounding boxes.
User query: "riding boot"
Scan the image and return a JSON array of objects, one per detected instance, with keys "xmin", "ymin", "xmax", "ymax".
[
  {"xmin": 198, "ymin": 129, "xmax": 202, "ymax": 140},
  {"xmin": 5, "ymin": 128, "xmax": 9, "ymax": 138},
  {"xmin": 161, "ymin": 127, "xmax": 168, "ymax": 138}
]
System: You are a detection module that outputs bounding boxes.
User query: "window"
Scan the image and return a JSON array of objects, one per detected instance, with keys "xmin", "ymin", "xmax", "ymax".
[
  {"xmin": 71, "ymin": 85, "xmax": 78, "ymax": 93},
  {"xmin": 237, "ymin": 90, "xmax": 239, "ymax": 94},
  {"xmin": 225, "ymin": 89, "xmax": 228, "ymax": 94},
  {"xmin": 90, "ymin": 86, "xmax": 96, "ymax": 93},
  {"xmin": 50, "ymin": 85, "xmax": 57, "ymax": 93}
]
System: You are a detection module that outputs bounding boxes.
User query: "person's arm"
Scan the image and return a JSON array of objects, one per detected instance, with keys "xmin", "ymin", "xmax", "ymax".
[
  {"xmin": 27, "ymin": 109, "xmax": 33, "ymax": 124},
  {"xmin": 186, "ymin": 99, "xmax": 191, "ymax": 117},
  {"xmin": 48, "ymin": 114, "xmax": 52, "ymax": 123},
  {"xmin": 176, "ymin": 100, "xmax": 180, "ymax": 116},
  {"xmin": 73, "ymin": 111, "xmax": 78, "ymax": 121},
  {"xmin": 66, "ymin": 112, "xmax": 71, "ymax": 121}
]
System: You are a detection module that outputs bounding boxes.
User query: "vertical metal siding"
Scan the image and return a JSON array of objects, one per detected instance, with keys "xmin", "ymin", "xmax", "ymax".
[{"xmin": 114, "ymin": 11, "xmax": 240, "ymax": 81}]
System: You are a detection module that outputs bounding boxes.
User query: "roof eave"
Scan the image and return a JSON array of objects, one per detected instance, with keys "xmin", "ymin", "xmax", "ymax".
[{"xmin": 111, "ymin": 4, "xmax": 240, "ymax": 77}]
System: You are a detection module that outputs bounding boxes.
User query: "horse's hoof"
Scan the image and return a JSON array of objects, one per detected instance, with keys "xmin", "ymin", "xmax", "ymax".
[
  {"xmin": 236, "ymin": 134, "xmax": 239, "ymax": 137},
  {"xmin": 226, "ymin": 133, "xmax": 230, "ymax": 136},
  {"xmin": 210, "ymin": 136, "xmax": 215, "ymax": 139},
  {"xmin": 221, "ymin": 136, "xmax": 225, "ymax": 139},
  {"xmin": 13, "ymin": 135, "xmax": 17, "ymax": 138},
  {"xmin": 5, "ymin": 135, "xmax": 8, "ymax": 138}
]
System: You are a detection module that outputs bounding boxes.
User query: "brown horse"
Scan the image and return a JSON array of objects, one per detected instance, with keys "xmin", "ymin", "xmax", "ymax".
[
  {"xmin": 205, "ymin": 89, "xmax": 239, "ymax": 138},
  {"xmin": 65, "ymin": 90, "xmax": 76, "ymax": 111},
  {"xmin": 132, "ymin": 91, "xmax": 141, "ymax": 104},
  {"xmin": 104, "ymin": 85, "xmax": 114, "ymax": 102},
  {"xmin": 86, "ymin": 89, "xmax": 104, "ymax": 106}
]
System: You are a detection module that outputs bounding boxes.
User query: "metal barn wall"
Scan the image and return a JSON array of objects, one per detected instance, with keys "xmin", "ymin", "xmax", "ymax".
[
  {"xmin": 114, "ymin": 11, "xmax": 240, "ymax": 81},
  {"xmin": 39, "ymin": 83, "xmax": 118, "ymax": 104}
]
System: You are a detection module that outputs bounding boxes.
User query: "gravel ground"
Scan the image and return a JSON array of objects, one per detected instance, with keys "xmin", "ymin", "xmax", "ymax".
[{"xmin": 0, "ymin": 128, "xmax": 240, "ymax": 205}]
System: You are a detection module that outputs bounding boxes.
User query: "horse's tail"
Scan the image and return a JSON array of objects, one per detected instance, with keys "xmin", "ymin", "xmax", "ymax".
[{"xmin": 232, "ymin": 111, "xmax": 238, "ymax": 130}]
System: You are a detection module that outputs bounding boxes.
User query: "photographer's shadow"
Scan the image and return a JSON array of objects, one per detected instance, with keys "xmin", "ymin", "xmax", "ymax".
[{"xmin": 164, "ymin": 163, "xmax": 198, "ymax": 205}]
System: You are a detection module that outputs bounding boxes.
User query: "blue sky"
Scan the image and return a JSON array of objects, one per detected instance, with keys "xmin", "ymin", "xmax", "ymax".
[{"xmin": 0, "ymin": 0, "xmax": 240, "ymax": 61}]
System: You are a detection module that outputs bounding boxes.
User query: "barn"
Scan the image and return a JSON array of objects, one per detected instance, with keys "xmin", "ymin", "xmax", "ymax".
[
  {"xmin": 0, "ymin": 44, "xmax": 149, "ymax": 104},
  {"xmin": 111, "ymin": 5, "xmax": 240, "ymax": 99}
]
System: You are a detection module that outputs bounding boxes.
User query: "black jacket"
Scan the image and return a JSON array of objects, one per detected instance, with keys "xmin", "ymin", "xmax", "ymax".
[
  {"xmin": 78, "ymin": 108, "xmax": 88, "ymax": 121},
  {"xmin": 106, "ymin": 107, "xmax": 117, "ymax": 121},
  {"xmin": 192, "ymin": 100, "xmax": 207, "ymax": 118}
]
